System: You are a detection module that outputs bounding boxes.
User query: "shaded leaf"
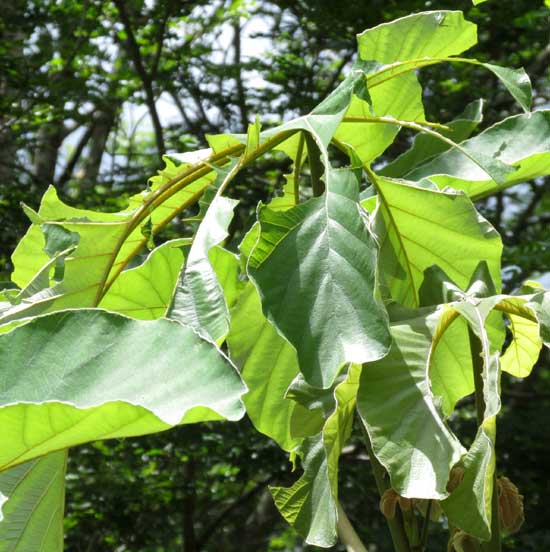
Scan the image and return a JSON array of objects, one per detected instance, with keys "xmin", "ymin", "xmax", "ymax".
[
  {"xmin": 482, "ymin": 63, "xmax": 532, "ymax": 112},
  {"xmin": 249, "ymin": 168, "xmax": 390, "ymax": 388},
  {"xmin": 380, "ymin": 100, "xmax": 484, "ymax": 178},
  {"xmin": 169, "ymin": 192, "xmax": 238, "ymax": 343}
]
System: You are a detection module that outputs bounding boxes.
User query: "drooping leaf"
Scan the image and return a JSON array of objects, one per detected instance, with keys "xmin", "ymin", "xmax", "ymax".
[
  {"xmin": 357, "ymin": 305, "xmax": 465, "ymax": 500},
  {"xmin": 440, "ymin": 292, "xmax": 502, "ymax": 540},
  {"xmin": 248, "ymin": 168, "xmax": 390, "ymax": 388},
  {"xmin": 380, "ymin": 100, "xmax": 484, "ymax": 178},
  {"xmin": 0, "ymin": 309, "xmax": 246, "ymax": 470},
  {"xmin": 406, "ymin": 111, "xmax": 550, "ymax": 199},
  {"xmin": 481, "ymin": 63, "xmax": 532, "ymax": 112},
  {"xmin": 0, "ymin": 451, "xmax": 66, "ymax": 552},
  {"xmin": 526, "ymin": 289, "xmax": 550, "ymax": 345},
  {"xmin": 169, "ymin": 190, "xmax": 238, "ymax": 343},
  {"xmin": 271, "ymin": 364, "xmax": 360, "ymax": 547},
  {"xmin": 443, "ymin": 428, "xmax": 496, "ymax": 540},
  {"xmin": 422, "ymin": 264, "xmax": 505, "ymax": 416}
]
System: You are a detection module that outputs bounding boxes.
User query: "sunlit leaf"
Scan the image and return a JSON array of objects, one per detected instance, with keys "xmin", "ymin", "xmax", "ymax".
[
  {"xmin": 357, "ymin": 11, "xmax": 477, "ymax": 64},
  {"xmin": 0, "ymin": 310, "xmax": 246, "ymax": 470},
  {"xmin": 369, "ymin": 176, "xmax": 502, "ymax": 308},
  {"xmin": 99, "ymin": 239, "xmax": 186, "ymax": 320},
  {"xmin": 227, "ymin": 283, "xmax": 301, "ymax": 452}
]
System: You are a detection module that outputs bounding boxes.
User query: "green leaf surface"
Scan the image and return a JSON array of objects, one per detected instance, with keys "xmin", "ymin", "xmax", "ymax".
[
  {"xmin": 442, "ymin": 428, "xmax": 495, "ymax": 540},
  {"xmin": 6, "ymin": 153, "xmax": 219, "ymax": 327},
  {"xmin": 248, "ymin": 168, "xmax": 390, "ymax": 388},
  {"xmin": 4, "ymin": 187, "xmax": 133, "ymax": 325},
  {"xmin": 357, "ymin": 11, "xmax": 477, "ymax": 63},
  {"xmin": 380, "ymin": 100, "xmax": 484, "ymax": 178},
  {"xmin": 335, "ymin": 72, "xmax": 426, "ymax": 165},
  {"xmin": 127, "ymin": 153, "xmax": 217, "ymax": 232},
  {"xmin": 358, "ymin": 306, "xmax": 464, "ymax": 499},
  {"xmin": 423, "ymin": 266, "xmax": 505, "ymax": 415},
  {"xmin": 0, "ymin": 310, "xmax": 246, "ymax": 470},
  {"xmin": 526, "ymin": 290, "xmax": 550, "ymax": 345},
  {"xmin": 0, "ymin": 451, "xmax": 66, "ymax": 552},
  {"xmin": 370, "ymin": 176, "xmax": 502, "ymax": 308},
  {"xmin": 271, "ymin": 365, "xmax": 360, "ymax": 547},
  {"xmin": 227, "ymin": 283, "xmax": 301, "ymax": 452},
  {"xmin": 482, "ymin": 63, "xmax": 532, "ymax": 112},
  {"xmin": 99, "ymin": 239, "xmax": 185, "ymax": 320},
  {"xmin": 500, "ymin": 312, "xmax": 542, "ymax": 377},
  {"xmin": 406, "ymin": 111, "xmax": 550, "ymax": 199}
]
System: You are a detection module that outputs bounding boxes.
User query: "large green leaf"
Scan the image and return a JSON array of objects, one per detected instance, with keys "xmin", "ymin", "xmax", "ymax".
[
  {"xmin": 262, "ymin": 59, "xmax": 374, "ymax": 190},
  {"xmin": 357, "ymin": 11, "xmax": 530, "ymax": 114},
  {"xmin": 406, "ymin": 111, "xmax": 550, "ymax": 199},
  {"xmin": 0, "ymin": 452, "xmax": 66, "ymax": 552},
  {"xmin": 0, "ymin": 309, "xmax": 246, "ymax": 470},
  {"xmin": 357, "ymin": 305, "xmax": 464, "ymax": 499},
  {"xmin": 248, "ymin": 168, "xmax": 390, "ymax": 388},
  {"xmin": 3, "ymin": 188, "xmax": 134, "ymax": 325},
  {"xmin": 369, "ymin": 176, "xmax": 502, "ymax": 308},
  {"xmin": 271, "ymin": 364, "xmax": 360, "ymax": 547},
  {"xmin": 357, "ymin": 11, "xmax": 477, "ymax": 63},
  {"xmin": 227, "ymin": 283, "xmax": 301, "ymax": 452}
]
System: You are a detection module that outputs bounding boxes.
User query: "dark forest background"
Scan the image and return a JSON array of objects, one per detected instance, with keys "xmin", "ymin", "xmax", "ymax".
[{"xmin": 0, "ymin": 1, "xmax": 549, "ymax": 550}]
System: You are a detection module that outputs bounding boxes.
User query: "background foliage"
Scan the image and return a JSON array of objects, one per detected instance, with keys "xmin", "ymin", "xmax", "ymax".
[{"xmin": 0, "ymin": 1, "xmax": 548, "ymax": 550}]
